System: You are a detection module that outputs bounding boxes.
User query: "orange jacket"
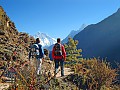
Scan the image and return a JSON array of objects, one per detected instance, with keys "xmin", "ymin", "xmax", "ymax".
[{"xmin": 52, "ymin": 43, "xmax": 66, "ymax": 60}]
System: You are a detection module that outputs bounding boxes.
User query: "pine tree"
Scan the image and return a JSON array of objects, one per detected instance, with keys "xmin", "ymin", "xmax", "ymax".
[{"xmin": 64, "ymin": 37, "xmax": 82, "ymax": 64}]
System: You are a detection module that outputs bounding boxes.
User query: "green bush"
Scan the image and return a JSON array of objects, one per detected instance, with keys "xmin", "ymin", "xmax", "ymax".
[{"xmin": 72, "ymin": 58, "xmax": 118, "ymax": 90}]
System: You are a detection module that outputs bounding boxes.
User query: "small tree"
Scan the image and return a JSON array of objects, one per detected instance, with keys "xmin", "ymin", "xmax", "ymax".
[{"xmin": 64, "ymin": 37, "xmax": 82, "ymax": 65}]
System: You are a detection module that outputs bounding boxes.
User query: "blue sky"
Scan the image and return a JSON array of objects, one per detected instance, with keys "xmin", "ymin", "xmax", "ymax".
[{"xmin": 0, "ymin": 0, "xmax": 120, "ymax": 39}]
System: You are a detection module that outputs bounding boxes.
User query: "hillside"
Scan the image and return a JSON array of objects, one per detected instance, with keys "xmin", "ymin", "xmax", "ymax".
[
  {"xmin": 74, "ymin": 8, "xmax": 120, "ymax": 65},
  {"xmin": 0, "ymin": 6, "xmax": 35, "ymax": 67}
]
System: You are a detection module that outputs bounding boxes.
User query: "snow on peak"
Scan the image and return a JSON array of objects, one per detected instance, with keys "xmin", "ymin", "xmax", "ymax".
[{"xmin": 34, "ymin": 32, "xmax": 57, "ymax": 48}]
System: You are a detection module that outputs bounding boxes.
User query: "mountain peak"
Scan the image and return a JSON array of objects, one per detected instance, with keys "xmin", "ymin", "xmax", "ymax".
[
  {"xmin": 117, "ymin": 8, "xmax": 120, "ymax": 12},
  {"xmin": 61, "ymin": 24, "xmax": 87, "ymax": 44},
  {"xmin": 34, "ymin": 32, "xmax": 56, "ymax": 48}
]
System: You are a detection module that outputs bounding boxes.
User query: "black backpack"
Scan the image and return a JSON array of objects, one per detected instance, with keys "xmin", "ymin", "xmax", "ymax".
[{"xmin": 54, "ymin": 43, "xmax": 62, "ymax": 56}]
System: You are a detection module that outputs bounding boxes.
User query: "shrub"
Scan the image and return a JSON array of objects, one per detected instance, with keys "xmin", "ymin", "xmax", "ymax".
[{"xmin": 73, "ymin": 58, "xmax": 118, "ymax": 90}]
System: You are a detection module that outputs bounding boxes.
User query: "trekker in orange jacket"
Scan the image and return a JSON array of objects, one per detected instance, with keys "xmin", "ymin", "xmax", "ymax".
[{"xmin": 52, "ymin": 38, "xmax": 66, "ymax": 77}]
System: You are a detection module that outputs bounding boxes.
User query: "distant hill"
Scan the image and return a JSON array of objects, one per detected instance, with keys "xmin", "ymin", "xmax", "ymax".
[{"xmin": 74, "ymin": 8, "xmax": 120, "ymax": 65}]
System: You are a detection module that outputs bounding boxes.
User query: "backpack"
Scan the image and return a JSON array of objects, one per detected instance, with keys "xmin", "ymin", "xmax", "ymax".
[
  {"xmin": 54, "ymin": 43, "xmax": 62, "ymax": 56},
  {"xmin": 30, "ymin": 44, "xmax": 40, "ymax": 57}
]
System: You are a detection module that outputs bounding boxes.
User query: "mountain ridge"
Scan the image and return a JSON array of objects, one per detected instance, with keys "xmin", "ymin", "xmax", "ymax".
[{"xmin": 74, "ymin": 8, "xmax": 120, "ymax": 65}]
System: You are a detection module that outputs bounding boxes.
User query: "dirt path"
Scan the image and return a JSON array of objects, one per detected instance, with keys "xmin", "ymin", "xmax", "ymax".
[
  {"xmin": 52, "ymin": 67, "xmax": 78, "ymax": 90},
  {"xmin": 55, "ymin": 67, "xmax": 74, "ymax": 78},
  {"xmin": 0, "ymin": 83, "xmax": 10, "ymax": 90}
]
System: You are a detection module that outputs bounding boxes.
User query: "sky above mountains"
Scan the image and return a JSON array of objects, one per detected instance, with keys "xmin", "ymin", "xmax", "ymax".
[{"xmin": 0, "ymin": 0, "xmax": 120, "ymax": 39}]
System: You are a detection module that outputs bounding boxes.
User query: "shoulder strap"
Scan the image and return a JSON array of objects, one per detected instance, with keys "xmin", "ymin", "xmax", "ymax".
[{"xmin": 34, "ymin": 44, "xmax": 39, "ymax": 49}]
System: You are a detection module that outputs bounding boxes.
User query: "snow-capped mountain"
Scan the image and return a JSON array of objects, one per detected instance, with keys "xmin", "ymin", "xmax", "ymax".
[
  {"xmin": 62, "ymin": 24, "xmax": 87, "ymax": 44},
  {"xmin": 34, "ymin": 32, "xmax": 57, "ymax": 48}
]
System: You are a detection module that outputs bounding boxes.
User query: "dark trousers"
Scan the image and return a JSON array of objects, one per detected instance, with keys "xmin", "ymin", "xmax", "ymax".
[{"xmin": 54, "ymin": 59, "xmax": 64, "ymax": 76}]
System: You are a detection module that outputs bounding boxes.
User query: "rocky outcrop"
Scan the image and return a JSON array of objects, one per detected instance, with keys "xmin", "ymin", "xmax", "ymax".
[{"xmin": 0, "ymin": 6, "xmax": 35, "ymax": 64}]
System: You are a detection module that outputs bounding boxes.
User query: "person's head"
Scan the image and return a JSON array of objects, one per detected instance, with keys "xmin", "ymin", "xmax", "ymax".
[
  {"xmin": 36, "ymin": 38, "xmax": 40, "ymax": 43},
  {"xmin": 57, "ymin": 38, "xmax": 61, "ymax": 43}
]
